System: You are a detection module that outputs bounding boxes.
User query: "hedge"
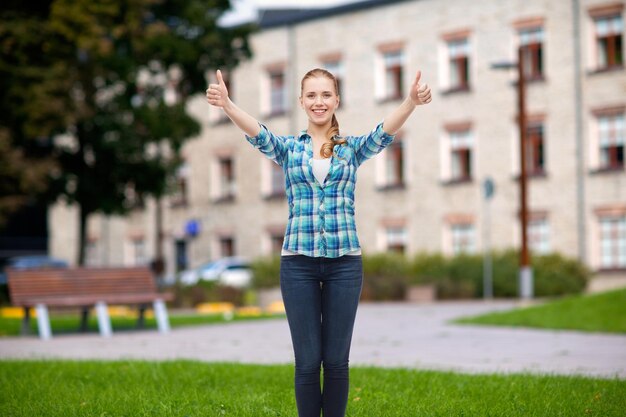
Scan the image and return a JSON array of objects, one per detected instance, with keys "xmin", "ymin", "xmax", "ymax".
[{"xmin": 250, "ymin": 250, "xmax": 590, "ymax": 301}]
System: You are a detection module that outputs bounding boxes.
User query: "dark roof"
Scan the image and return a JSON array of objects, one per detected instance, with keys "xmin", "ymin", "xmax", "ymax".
[{"xmin": 259, "ymin": 0, "xmax": 414, "ymax": 28}]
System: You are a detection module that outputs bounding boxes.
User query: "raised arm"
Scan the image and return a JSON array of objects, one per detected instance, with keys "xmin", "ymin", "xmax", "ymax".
[
  {"xmin": 206, "ymin": 69, "xmax": 260, "ymax": 137},
  {"xmin": 382, "ymin": 70, "xmax": 432, "ymax": 135}
]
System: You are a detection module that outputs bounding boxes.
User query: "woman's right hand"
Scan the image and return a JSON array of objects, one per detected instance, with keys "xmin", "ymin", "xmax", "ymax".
[{"xmin": 206, "ymin": 69, "xmax": 230, "ymax": 108}]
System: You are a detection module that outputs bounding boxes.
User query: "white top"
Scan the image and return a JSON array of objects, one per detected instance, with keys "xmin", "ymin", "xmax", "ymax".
[
  {"xmin": 311, "ymin": 157, "xmax": 331, "ymax": 185},
  {"xmin": 281, "ymin": 157, "xmax": 361, "ymax": 257}
]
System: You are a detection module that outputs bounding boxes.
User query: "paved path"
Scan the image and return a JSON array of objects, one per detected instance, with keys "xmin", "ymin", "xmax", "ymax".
[{"xmin": 1, "ymin": 301, "xmax": 625, "ymax": 379}]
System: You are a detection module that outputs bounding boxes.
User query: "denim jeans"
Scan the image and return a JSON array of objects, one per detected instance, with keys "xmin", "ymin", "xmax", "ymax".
[{"xmin": 280, "ymin": 254, "xmax": 363, "ymax": 417}]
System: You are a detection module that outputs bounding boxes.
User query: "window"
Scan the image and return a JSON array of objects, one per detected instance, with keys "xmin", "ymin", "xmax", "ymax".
[
  {"xmin": 270, "ymin": 162, "xmax": 285, "ymax": 196},
  {"xmin": 171, "ymin": 162, "xmax": 189, "ymax": 207},
  {"xmin": 385, "ymin": 227, "xmax": 407, "ymax": 254},
  {"xmin": 451, "ymin": 223, "xmax": 475, "ymax": 254},
  {"xmin": 270, "ymin": 233, "xmax": 284, "ymax": 255},
  {"xmin": 447, "ymin": 38, "xmax": 470, "ymax": 91},
  {"xmin": 599, "ymin": 215, "xmax": 626, "ymax": 269},
  {"xmin": 85, "ymin": 238, "xmax": 99, "ymax": 266},
  {"xmin": 217, "ymin": 156, "xmax": 236, "ymax": 200},
  {"xmin": 519, "ymin": 27, "xmax": 544, "ymax": 80},
  {"xmin": 220, "ymin": 236, "xmax": 235, "ymax": 258},
  {"xmin": 525, "ymin": 122, "xmax": 546, "ymax": 175},
  {"xmin": 382, "ymin": 50, "xmax": 404, "ymax": 100},
  {"xmin": 265, "ymin": 225, "xmax": 286, "ymax": 255},
  {"xmin": 598, "ymin": 113, "xmax": 624, "ymax": 170},
  {"xmin": 131, "ymin": 238, "xmax": 147, "ymax": 265},
  {"xmin": 528, "ymin": 217, "xmax": 550, "ymax": 254},
  {"xmin": 450, "ymin": 129, "xmax": 473, "ymax": 181},
  {"xmin": 593, "ymin": 13, "xmax": 623, "ymax": 70},
  {"xmin": 261, "ymin": 160, "xmax": 285, "ymax": 199},
  {"xmin": 381, "ymin": 139, "xmax": 404, "ymax": 188},
  {"xmin": 323, "ymin": 59, "xmax": 344, "ymax": 102},
  {"xmin": 269, "ymin": 69, "xmax": 287, "ymax": 116}
]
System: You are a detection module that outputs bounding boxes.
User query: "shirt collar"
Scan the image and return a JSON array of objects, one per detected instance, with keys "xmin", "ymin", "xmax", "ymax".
[{"xmin": 297, "ymin": 130, "xmax": 310, "ymax": 141}]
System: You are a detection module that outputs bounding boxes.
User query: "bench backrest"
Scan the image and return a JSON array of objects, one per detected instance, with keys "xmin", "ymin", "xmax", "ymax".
[{"xmin": 7, "ymin": 267, "xmax": 157, "ymax": 306}]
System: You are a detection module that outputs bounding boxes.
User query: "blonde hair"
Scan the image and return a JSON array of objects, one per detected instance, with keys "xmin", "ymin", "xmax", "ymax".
[{"xmin": 300, "ymin": 68, "xmax": 346, "ymax": 158}]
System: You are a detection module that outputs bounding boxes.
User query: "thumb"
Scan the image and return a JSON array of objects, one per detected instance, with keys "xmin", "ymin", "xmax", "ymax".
[
  {"xmin": 413, "ymin": 70, "xmax": 422, "ymax": 87},
  {"xmin": 216, "ymin": 69, "xmax": 225, "ymax": 86}
]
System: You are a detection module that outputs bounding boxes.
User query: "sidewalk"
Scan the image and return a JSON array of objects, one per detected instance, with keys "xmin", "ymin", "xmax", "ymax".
[{"xmin": 1, "ymin": 301, "xmax": 624, "ymax": 379}]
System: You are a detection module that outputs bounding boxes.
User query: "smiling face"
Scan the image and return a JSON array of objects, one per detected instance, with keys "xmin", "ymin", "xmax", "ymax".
[{"xmin": 300, "ymin": 75, "xmax": 340, "ymax": 127}]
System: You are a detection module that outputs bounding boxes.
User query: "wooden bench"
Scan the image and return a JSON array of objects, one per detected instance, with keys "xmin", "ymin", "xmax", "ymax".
[{"xmin": 6, "ymin": 266, "xmax": 173, "ymax": 340}]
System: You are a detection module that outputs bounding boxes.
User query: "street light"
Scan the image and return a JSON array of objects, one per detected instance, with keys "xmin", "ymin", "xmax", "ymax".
[{"xmin": 491, "ymin": 47, "xmax": 533, "ymax": 299}]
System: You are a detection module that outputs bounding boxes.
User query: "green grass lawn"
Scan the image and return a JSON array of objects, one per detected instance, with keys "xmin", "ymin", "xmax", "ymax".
[
  {"xmin": 0, "ymin": 312, "xmax": 283, "ymax": 337},
  {"xmin": 0, "ymin": 360, "xmax": 624, "ymax": 416},
  {"xmin": 454, "ymin": 288, "xmax": 626, "ymax": 333}
]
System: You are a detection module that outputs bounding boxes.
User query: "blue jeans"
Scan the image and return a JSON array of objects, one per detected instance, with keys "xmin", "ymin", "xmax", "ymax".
[{"xmin": 280, "ymin": 255, "xmax": 363, "ymax": 417}]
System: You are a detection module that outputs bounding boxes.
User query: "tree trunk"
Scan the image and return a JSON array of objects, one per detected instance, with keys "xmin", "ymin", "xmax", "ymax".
[{"xmin": 78, "ymin": 205, "xmax": 88, "ymax": 266}]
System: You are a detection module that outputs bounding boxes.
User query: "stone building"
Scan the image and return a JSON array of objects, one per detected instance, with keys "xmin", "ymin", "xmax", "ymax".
[{"xmin": 50, "ymin": 0, "xmax": 625, "ymax": 289}]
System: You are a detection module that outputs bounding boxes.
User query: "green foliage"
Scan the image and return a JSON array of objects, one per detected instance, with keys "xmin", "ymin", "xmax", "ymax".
[
  {"xmin": 0, "ymin": 1, "xmax": 253, "ymax": 260},
  {"xmin": 247, "ymin": 251, "xmax": 590, "ymax": 301},
  {"xmin": 412, "ymin": 250, "xmax": 589, "ymax": 299},
  {"xmin": 362, "ymin": 253, "xmax": 410, "ymax": 300},
  {"xmin": 533, "ymin": 252, "xmax": 590, "ymax": 296},
  {"xmin": 455, "ymin": 288, "xmax": 626, "ymax": 334},
  {"xmin": 250, "ymin": 256, "xmax": 281, "ymax": 289},
  {"xmin": 174, "ymin": 281, "xmax": 245, "ymax": 307},
  {"xmin": 0, "ymin": 361, "xmax": 624, "ymax": 416}
]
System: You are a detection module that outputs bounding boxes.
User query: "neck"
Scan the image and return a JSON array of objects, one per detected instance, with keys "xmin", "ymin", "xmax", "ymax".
[{"xmin": 307, "ymin": 122, "xmax": 331, "ymax": 141}]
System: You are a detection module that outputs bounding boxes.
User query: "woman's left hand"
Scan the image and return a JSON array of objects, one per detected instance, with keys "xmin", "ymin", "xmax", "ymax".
[{"xmin": 409, "ymin": 70, "xmax": 432, "ymax": 106}]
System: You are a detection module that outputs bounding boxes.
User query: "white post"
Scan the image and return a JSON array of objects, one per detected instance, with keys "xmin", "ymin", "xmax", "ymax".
[
  {"xmin": 153, "ymin": 299, "xmax": 170, "ymax": 333},
  {"xmin": 520, "ymin": 266, "xmax": 534, "ymax": 300},
  {"xmin": 95, "ymin": 301, "xmax": 113, "ymax": 337},
  {"xmin": 35, "ymin": 304, "xmax": 52, "ymax": 340}
]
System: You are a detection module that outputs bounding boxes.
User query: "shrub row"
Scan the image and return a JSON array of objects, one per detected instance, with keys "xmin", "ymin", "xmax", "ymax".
[{"xmin": 250, "ymin": 250, "xmax": 590, "ymax": 300}]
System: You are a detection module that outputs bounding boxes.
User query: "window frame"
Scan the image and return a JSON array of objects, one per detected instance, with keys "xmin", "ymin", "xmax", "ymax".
[{"xmin": 593, "ymin": 13, "xmax": 624, "ymax": 70}]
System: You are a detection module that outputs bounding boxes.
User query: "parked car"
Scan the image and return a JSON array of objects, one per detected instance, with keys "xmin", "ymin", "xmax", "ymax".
[
  {"xmin": 179, "ymin": 257, "xmax": 252, "ymax": 288},
  {"xmin": 0, "ymin": 255, "xmax": 69, "ymax": 285}
]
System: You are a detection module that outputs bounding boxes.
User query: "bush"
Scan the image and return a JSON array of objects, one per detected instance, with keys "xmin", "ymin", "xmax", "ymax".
[
  {"xmin": 362, "ymin": 253, "xmax": 410, "ymax": 301},
  {"xmin": 533, "ymin": 252, "xmax": 589, "ymax": 296},
  {"xmin": 250, "ymin": 256, "xmax": 281, "ymax": 289},
  {"xmin": 174, "ymin": 281, "xmax": 245, "ymax": 307},
  {"xmin": 410, "ymin": 252, "xmax": 448, "ymax": 284},
  {"xmin": 245, "ymin": 250, "xmax": 590, "ymax": 301},
  {"xmin": 411, "ymin": 249, "xmax": 590, "ymax": 299}
]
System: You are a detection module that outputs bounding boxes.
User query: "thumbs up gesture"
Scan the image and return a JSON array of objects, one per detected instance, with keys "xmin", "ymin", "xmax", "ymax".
[
  {"xmin": 409, "ymin": 70, "xmax": 432, "ymax": 106},
  {"xmin": 206, "ymin": 69, "xmax": 230, "ymax": 108}
]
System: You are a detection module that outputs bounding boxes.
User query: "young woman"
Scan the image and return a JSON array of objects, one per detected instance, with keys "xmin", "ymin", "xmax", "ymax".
[{"xmin": 206, "ymin": 68, "xmax": 431, "ymax": 417}]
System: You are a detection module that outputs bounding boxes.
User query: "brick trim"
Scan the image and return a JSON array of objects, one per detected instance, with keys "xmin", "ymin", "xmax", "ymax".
[
  {"xmin": 380, "ymin": 217, "xmax": 407, "ymax": 228},
  {"xmin": 512, "ymin": 16, "xmax": 545, "ymax": 30},
  {"xmin": 594, "ymin": 205, "xmax": 626, "ymax": 217},
  {"xmin": 441, "ymin": 29, "xmax": 472, "ymax": 41},
  {"xmin": 591, "ymin": 105, "xmax": 626, "ymax": 116},
  {"xmin": 444, "ymin": 213, "xmax": 475, "ymax": 224},
  {"xmin": 318, "ymin": 52, "xmax": 343, "ymax": 63},
  {"xmin": 377, "ymin": 40, "xmax": 405, "ymax": 53},
  {"xmin": 588, "ymin": 3, "xmax": 624, "ymax": 18},
  {"xmin": 444, "ymin": 121, "xmax": 473, "ymax": 132}
]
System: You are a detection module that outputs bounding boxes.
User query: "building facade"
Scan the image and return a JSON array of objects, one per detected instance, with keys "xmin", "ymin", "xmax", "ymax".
[{"xmin": 50, "ymin": 0, "xmax": 625, "ymax": 288}]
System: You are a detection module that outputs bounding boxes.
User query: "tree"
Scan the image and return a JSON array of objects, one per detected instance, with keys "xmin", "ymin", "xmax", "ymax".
[{"xmin": 0, "ymin": 0, "xmax": 253, "ymax": 264}]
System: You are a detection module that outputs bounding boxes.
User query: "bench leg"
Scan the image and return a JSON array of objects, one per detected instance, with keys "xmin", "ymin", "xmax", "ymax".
[
  {"xmin": 95, "ymin": 301, "xmax": 112, "ymax": 338},
  {"xmin": 79, "ymin": 307, "xmax": 89, "ymax": 332},
  {"xmin": 21, "ymin": 307, "xmax": 32, "ymax": 336},
  {"xmin": 153, "ymin": 299, "xmax": 170, "ymax": 334},
  {"xmin": 35, "ymin": 304, "xmax": 52, "ymax": 340},
  {"xmin": 136, "ymin": 305, "xmax": 147, "ymax": 329}
]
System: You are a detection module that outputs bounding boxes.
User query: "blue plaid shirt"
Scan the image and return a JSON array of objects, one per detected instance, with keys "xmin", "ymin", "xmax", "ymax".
[{"xmin": 246, "ymin": 122, "xmax": 395, "ymax": 258}]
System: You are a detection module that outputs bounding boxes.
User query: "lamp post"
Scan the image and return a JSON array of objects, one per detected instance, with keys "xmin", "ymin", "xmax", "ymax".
[{"xmin": 492, "ymin": 47, "xmax": 533, "ymax": 299}]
